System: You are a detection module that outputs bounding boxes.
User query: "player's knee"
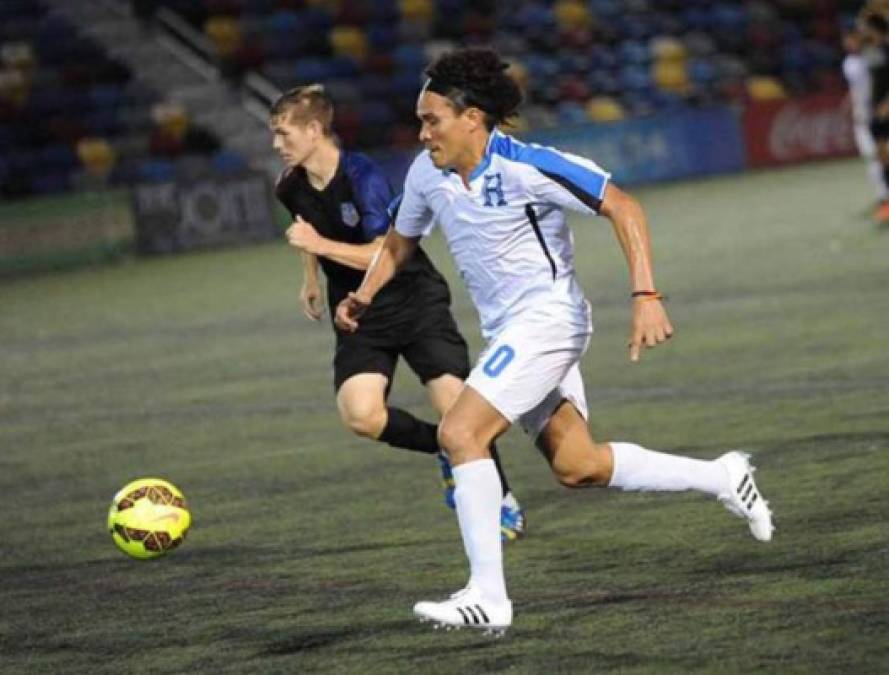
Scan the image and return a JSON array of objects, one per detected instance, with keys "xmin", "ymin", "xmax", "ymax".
[
  {"xmin": 339, "ymin": 406, "xmax": 386, "ymax": 440},
  {"xmin": 437, "ymin": 419, "xmax": 483, "ymax": 462},
  {"xmin": 437, "ymin": 420, "xmax": 465, "ymax": 454}
]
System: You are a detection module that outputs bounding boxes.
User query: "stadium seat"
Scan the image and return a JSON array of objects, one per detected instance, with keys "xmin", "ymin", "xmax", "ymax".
[
  {"xmin": 553, "ymin": 0, "xmax": 592, "ymax": 32},
  {"xmin": 211, "ymin": 149, "xmax": 248, "ymax": 174},
  {"xmin": 0, "ymin": 0, "xmax": 854, "ymax": 197},
  {"xmin": 653, "ymin": 60, "xmax": 690, "ymax": 95},
  {"xmin": 399, "ymin": 0, "xmax": 435, "ymax": 23},
  {"xmin": 556, "ymin": 100, "xmax": 589, "ymax": 126},
  {"xmin": 585, "ymin": 95, "xmax": 625, "ymax": 123},
  {"xmin": 330, "ymin": 25, "xmax": 368, "ymax": 63},
  {"xmin": 76, "ymin": 137, "xmax": 117, "ymax": 177},
  {"xmin": 746, "ymin": 75, "xmax": 788, "ymax": 101},
  {"xmin": 204, "ymin": 16, "xmax": 242, "ymax": 56},
  {"xmin": 138, "ymin": 158, "xmax": 177, "ymax": 183}
]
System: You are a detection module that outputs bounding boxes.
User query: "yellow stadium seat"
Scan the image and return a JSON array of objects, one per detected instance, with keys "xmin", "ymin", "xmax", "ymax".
[
  {"xmin": 76, "ymin": 137, "xmax": 117, "ymax": 177},
  {"xmin": 585, "ymin": 96, "xmax": 626, "ymax": 123},
  {"xmin": 204, "ymin": 16, "xmax": 242, "ymax": 56},
  {"xmin": 331, "ymin": 26, "xmax": 368, "ymax": 62},
  {"xmin": 746, "ymin": 75, "xmax": 787, "ymax": 101},
  {"xmin": 650, "ymin": 36, "xmax": 687, "ymax": 63},
  {"xmin": 0, "ymin": 68, "xmax": 30, "ymax": 106},
  {"xmin": 151, "ymin": 102, "xmax": 190, "ymax": 140},
  {"xmin": 399, "ymin": 0, "xmax": 434, "ymax": 23},
  {"xmin": 653, "ymin": 60, "xmax": 690, "ymax": 94},
  {"xmin": 554, "ymin": 0, "xmax": 592, "ymax": 31}
]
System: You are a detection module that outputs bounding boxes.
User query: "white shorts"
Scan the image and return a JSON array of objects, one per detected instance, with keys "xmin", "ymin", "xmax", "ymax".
[{"xmin": 466, "ymin": 308, "xmax": 591, "ymax": 438}]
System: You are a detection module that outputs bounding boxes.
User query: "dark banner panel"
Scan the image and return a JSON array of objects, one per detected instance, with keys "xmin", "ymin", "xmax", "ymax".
[
  {"xmin": 744, "ymin": 93, "xmax": 856, "ymax": 168},
  {"xmin": 132, "ymin": 171, "xmax": 276, "ymax": 254}
]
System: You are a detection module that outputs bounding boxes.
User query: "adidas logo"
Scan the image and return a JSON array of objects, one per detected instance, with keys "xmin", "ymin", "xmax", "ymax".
[
  {"xmin": 456, "ymin": 604, "xmax": 491, "ymax": 625},
  {"xmin": 736, "ymin": 473, "xmax": 759, "ymax": 511}
]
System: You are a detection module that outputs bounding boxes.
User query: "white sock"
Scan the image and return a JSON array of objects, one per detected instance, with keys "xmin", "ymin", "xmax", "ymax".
[
  {"xmin": 453, "ymin": 459, "xmax": 508, "ymax": 603},
  {"xmin": 501, "ymin": 491, "xmax": 519, "ymax": 510},
  {"xmin": 866, "ymin": 157, "xmax": 889, "ymax": 201},
  {"xmin": 609, "ymin": 442, "xmax": 727, "ymax": 496}
]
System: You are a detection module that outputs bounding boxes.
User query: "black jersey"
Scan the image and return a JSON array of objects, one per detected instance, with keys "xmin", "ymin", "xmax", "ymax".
[
  {"xmin": 275, "ymin": 150, "xmax": 451, "ymax": 334},
  {"xmin": 872, "ymin": 43, "xmax": 889, "ymax": 112}
]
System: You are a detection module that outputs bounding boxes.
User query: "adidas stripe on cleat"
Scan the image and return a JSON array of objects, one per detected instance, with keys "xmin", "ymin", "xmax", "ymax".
[
  {"xmin": 717, "ymin": 451, "xmax": 774, "ymax": 542},
  {"xmin": 414, "ymin": 586, "xmax": 512, "ymax": 634}
]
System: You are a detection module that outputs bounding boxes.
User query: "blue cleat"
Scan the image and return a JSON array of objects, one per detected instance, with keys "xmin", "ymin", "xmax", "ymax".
[
  {"xmin": 436, "ymin": 453, "xmax": 526, "ymax": 542},
  {"xmin": 436, "ymin": 451, "xmax": 456, "ymax": 510},
  {"xmin": 500, "ymin": 493, "xmax": 526, "ymax": 542}
]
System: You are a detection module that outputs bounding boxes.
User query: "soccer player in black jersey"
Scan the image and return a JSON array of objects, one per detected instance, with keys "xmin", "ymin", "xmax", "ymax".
[{"xmin": 269, "ymin": 85, "xmax": 524, "ymax": 539}]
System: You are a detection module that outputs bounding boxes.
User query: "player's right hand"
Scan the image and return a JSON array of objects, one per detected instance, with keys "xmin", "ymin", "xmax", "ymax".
[
  {"xmin": 334, "ymin": 291, "xmax": 371, "ymax": 332},
  {"xmin": 300, "ymin": 282, "xmax": 323, "ymax": 321},
  {"xmin": 628, "ymin": 297, "xmax": 673, "ymax": 362}
]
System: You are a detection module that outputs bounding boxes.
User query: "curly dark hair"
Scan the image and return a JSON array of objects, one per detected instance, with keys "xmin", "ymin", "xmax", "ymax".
[{"xmin": 424, "ymin": 48, "xmax": 522, "ymax": 130}]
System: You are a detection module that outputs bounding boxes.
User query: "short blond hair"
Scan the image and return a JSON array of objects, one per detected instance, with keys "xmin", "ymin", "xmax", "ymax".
[{"xmin": 270, "ymin": 84, "xmax": 334, "ymax": 135}]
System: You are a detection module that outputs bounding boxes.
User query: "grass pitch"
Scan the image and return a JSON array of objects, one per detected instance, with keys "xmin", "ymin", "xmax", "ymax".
[{"xmin": 1, "ymin": 158, "xmax": 888, "ymax": 673}]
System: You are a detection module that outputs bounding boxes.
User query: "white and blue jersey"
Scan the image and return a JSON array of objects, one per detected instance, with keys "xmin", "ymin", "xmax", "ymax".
[{"xmin": 394, "ymin": 129, "xmax": 610, "ymax": 340}]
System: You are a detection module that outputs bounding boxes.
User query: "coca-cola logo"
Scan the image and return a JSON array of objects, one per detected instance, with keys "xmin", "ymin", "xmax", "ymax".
[{"xmin": 768, "ymin": 99, "xmax": 854, "ymax": 160}]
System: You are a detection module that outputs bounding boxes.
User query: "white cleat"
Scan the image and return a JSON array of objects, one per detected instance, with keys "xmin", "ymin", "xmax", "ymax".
[
  {"xmin": 414, "ymin": 586, "xmax": 512, "ymax": 634},
  {"xmin": 717, "ymin": 451, "xmax": 774, "ymax": 542}
]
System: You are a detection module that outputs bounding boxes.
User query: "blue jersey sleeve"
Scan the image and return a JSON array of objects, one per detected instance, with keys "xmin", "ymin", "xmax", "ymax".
[
  {"xmin": 343, "ymin": 152, "xmax": 394, "ymax": 241},
  {"xmin": 490, "ymin": 132, "xmax": 610, "ymax": 214}
]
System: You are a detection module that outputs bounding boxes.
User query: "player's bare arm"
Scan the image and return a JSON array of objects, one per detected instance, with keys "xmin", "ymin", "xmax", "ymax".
[
  {"xmin": 298, "ymin": 250, "xmax": 324, "ymax": 321},
  {"xmin": 334, "ymin": 228, "xmax": 420, "ymax": 332},
  {"xmin": 599, "ymin": 183, "xmax": 674, "ymax": 362},
  {"xmin": 286, "ymin": 215, "xmax": 384, "ymax": 271}
]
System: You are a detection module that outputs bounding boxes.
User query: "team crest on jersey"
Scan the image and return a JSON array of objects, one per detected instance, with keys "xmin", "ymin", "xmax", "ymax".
[
  {"xmin": 483, "ymin": 173, "xmax": 508, "ymax": 207},
  {"xmin": 340, "ymin": 202, "xmax": 360, "ymax": 227}
]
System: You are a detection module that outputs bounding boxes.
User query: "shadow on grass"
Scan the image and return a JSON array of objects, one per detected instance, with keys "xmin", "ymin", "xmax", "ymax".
[{"xmin": 258, "ymin": 619, "xmax": 418, "ymax": 655}]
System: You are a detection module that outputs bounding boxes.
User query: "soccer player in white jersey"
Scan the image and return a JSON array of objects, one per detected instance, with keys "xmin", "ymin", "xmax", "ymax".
[
  {"xmin": 842, "ymin": 24, "xmax": 889, "ymax": 204},
  {"xmin": 335, "ymin": 48, "xmax": 774, "ymax": 633}
]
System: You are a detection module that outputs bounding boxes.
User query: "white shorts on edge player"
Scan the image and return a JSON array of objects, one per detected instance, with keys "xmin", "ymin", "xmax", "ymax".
[{"xmin": 466, "ymin": 301, "xmax": 592, "ymax": 438}]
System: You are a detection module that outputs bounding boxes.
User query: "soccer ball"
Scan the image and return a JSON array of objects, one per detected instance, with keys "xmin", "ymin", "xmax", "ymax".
[{"xmin": 107, "ymin": 478, "xmax": 191, "ymax": 559}]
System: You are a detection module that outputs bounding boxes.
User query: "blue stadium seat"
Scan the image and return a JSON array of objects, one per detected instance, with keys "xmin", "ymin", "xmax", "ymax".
[
  {"xmin": 89, "ymin": 85, "xmax": 126, "ymax": 111},
  {"xmin": 31, "ymin": 171, "xmax": 72, "ymax": 195},
  {"xmin": 556, "ymin": 101, "xmax": 589, "ymax": 126},
  {"xmin": 211, "ymin": 149, "xmax": 248, "ymax": 174},
  {"xmin": 138, "ymin": 159, "xmax": 177, "ymax": 183},
  {"xmin": 366, "ymin": 23, "xmax": 397, "ymax": 50},
  {"xmin": 40, "ymin": 144, "xmax": 78, "ymax": 171},
  {"xmin": 618, "ymin": 40, "xmax": 651, "ymax": 66}
]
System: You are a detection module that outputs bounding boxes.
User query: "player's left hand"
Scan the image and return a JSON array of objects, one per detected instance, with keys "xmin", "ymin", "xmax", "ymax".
[
  {"xmin": 300, "ymin": 280, "xmax": 324, "ymax": 321},
  {"xmin": 628, "ymin": 298, "xmax": 673, "ymax": 362},
  {"xmin": 286, "ymin": 216, "xmax": 325, "ymax": 255}
]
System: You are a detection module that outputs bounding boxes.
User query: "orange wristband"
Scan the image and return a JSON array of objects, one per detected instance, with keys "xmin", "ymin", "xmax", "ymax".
[{"xmin": 632, "ymin": 290, "xmax": 666, "ymax": 301}]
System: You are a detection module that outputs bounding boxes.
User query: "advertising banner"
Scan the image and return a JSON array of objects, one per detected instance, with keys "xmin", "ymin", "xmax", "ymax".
[
  {"xmin": 524, "ymin": 107, "xmax": 746, "ymax": 186},
  {"xmin": 132, "ymin": 171, "xmax": 276, "ymax": 254},
  {"xmin": 743, "ymin": 93, "xmax": 856, "ymax": 168},
  {"xmin": 371, "ymin": 107, "xmax": 746, "ymax": 189}
]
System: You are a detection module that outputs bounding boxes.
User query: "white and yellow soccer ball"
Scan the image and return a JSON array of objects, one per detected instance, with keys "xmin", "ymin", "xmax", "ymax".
[{"xmin": 107, "ymin": 478, "xmax": 191, "ymax": 559}]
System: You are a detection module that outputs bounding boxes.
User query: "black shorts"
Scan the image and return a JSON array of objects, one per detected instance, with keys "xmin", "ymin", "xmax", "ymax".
[
  {"xmin": 332, "ymin": 302, "xmax": 470, "ymax": 393},
  {"xmin": 871, "ymin": 117, "xmax": 889, "ymax": 140}
]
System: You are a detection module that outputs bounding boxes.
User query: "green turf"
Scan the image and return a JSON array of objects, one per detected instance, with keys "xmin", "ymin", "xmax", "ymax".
[{"xmin": 1, "ymin": 158, "xmax": 888, "ymax": 674}]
